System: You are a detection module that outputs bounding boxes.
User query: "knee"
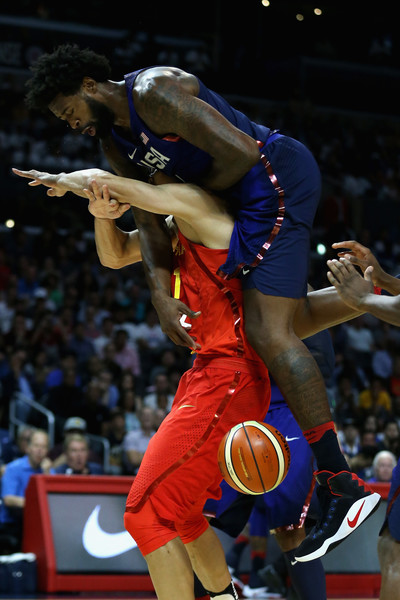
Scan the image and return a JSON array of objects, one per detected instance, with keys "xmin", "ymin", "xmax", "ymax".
[{"xmin": 124, "ymin": 506, "xmax": 177, "ymax": 556}]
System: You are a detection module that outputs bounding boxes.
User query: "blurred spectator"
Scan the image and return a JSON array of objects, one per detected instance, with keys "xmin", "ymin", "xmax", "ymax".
[
  {"xmin": 0, "ymin": 348, "xmax": 34, "ymax": 429},
  {"xmin": 143, "ymin": 373, "xmax": 175, "ymax": 412},
  {"xmin": 118, "ymin": 388, "xmax": 141, "ymax": 432},
  {"xmin": 372, "ymin": 340, "xmax": 393, "ymax": 383},
  {"xmin": 368, "ymin": 450, "xmax": 397, "ymax": 483},
  {"xmin": 0, "ymin": 429, "xmax": 53, "ymax": 549},
  {"xmin": 153, "ymin": 407, "xmax": 168, "ymax": 431},
  {"xmin": 79, "ymin": 379, "xmax": 112, "ymax": 436},
  {"xmin": 96, "ymin": 368, "xmax": 120, "ymax": 410},
  {"xmin": 100, "ymin": 341, "xmax": 123, "ymax": 381},
  {"xmin": 93, "ymin": 315, "xmax": 115, "ymax": 355},
  {"xmin": 0, "ymin": 425, "xmax": 34, "ymax": 467},
  {"xmin": 338, "ymin": 418, "xmax": 361, "ymax": 461},
  {"xmin": 358, "ymin": 377, "xmax": 392, "ymax": 428},
  {"xmin": 53, "ymin": 433, "xmax": 103, "ymax": 475},
  {"xmin": 106, "ymin": 409, "xmax": 127, "ymax": 474},
  {"xmin": 113, "ymin": 328, "xmax": 141, "ymax": 378},
  {"xmin": 48, "ymin": 416, "xmax": 101, "ymax": 468},
  {"xmin": 30, "ymin": 309, "xmax": 66, "ymax": 360},
  {"xmin": 122, "ymin": 406, "xmax": 156, "ymax": 475},
  {"xmin": 66, "ymin": 321, "xmax": 96, "ymax": 368},
  {"xmin": 334, "ymin": 374, "xmax": 360, "ymax": 425},
  {"xmin": 377, "ymin": 419, "xmax": 400, "ymax": 457},
  {"xmin": 131, "ymin": 304, "xmax": 169, "ymax": 371},
  {"xmin": 344, "ymin": 316, "xmax": 375, "ymax": 376},
  {"xmin": 44, "ymin": 367, "xmax": 84, "ymax": 441},
  {"xmin": 44, "ymin": 350, "xmax": 81, "ymax": 389}
]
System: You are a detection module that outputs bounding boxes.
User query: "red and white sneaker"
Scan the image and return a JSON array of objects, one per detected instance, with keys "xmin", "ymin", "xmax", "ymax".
[{"xmin": 294, "ymin": 470, "xmax": 381, "ymax": 562}]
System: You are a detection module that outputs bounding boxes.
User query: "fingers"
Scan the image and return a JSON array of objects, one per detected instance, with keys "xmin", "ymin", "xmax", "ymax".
[
  {"xmin": 327, "ymin": 257, "xmax": 356, "ymax": 282},
  {"xmin": 332, "ymin": 240, "xmax": 366, "ymax": 252},
  {"xmin": 364, "ymin": 265, "xmax": 374, "ymax": 282}
]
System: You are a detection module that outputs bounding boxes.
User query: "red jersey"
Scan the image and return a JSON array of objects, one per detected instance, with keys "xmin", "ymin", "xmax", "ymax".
[{"xmin": 171, "ymin": 230, "xmax": 264, "ymax": 365}]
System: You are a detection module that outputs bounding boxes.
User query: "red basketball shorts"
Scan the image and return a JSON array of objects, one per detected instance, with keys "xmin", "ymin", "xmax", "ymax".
[{"xmin": 124, "ymin": 356, "xmax": 270, "ymax": 553}]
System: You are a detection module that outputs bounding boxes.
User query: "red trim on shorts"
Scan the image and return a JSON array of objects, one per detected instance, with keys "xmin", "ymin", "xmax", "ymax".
[
  {"xmin": 217, "ymin": 146, "xmax": 286, "ymax": 280},
  {"xmin": 125, "ymin": 371, "xmax": 242, "ymax": 513}
]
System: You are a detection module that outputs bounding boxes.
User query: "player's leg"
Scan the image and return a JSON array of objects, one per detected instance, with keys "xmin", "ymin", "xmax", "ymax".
[
  {"xmin": 243, "ymin": 284, "xmax": 380, "ymax": 562},
  {"xmin": 184, "ymin": 524, "xmax": 237, "ymax": 599},
  {"xmin": 145, "ymin": 538, "xmax": 196, "ymax": 600},
  {"xmin": 377, "ymin": 527, "xmax": 400, "ymax": 600},
  {"xmin": 274, "ymin": 528, "xmax": 326, "ymax": 600}
]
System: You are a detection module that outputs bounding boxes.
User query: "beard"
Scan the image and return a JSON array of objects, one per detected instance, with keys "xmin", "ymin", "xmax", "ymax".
[{"xmin": 85, "ymin": 97, "xmax": 115, "ymax": 139}]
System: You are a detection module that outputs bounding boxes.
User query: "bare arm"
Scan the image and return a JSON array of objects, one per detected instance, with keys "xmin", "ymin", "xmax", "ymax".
[
  {"xmin": 293, "ymin": 285, "xmax": 363, "ymax": 339},
  {"xmin": 332, "ymin": 239, "xmax": 400, "ymax": 295},
  {"xmin": 134, "ymin": 67, "xmax": 260, "ymax": 190},
  {"xmin": 327, "ymin": 258, "xmax": 400, "ymax": 327},
  {"xmin": 3, "ymin": 495, "xmax": 25, "ymax": 508}
]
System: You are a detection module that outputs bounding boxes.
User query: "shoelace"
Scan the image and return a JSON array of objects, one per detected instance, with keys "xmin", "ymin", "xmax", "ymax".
[{"xmin": 311, "ymin": 498, "xmax": 339, "ymax": 539}]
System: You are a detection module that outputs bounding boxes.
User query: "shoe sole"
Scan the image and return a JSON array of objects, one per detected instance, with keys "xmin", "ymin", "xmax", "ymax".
[{"xmin": 295, "ymin": 492, "xmax": 381, "ymax": 562}]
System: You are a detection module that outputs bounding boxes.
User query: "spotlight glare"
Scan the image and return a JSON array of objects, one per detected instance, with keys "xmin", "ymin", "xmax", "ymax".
[
  {"xmin": 317, "ymin": 243, "xmax": 326, "ymax": 256},
  {"xmin": 5, "ymin": 219, "xmax": 15, "ymax": 229},
  {"xmin": 296, "ymin": 13, "xmax": 304, "ymax": 21},
  {"xmin": 261, "ymin": 0, "xmax": 270, "ymax": 6},
  {"xmin": 314, "ymin": 7, "xmax": 322, "ymax": 15}
]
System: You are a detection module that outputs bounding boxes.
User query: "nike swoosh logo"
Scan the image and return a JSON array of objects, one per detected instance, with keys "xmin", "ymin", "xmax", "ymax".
[
  {"xmin": 347, "ymin": 500, "xmax": 366, "ymax": 528},
  {"xmin": 82, "ymin": 505, "xmax": 137, "ymax": 558},
  {"xmin": 128, "ymin": 148, "xmax": 137, "ymax": 160},
  {"xmin": 242, "ymin": 268, "xmax": 250, "ymax": 275},
  {"xmin": 286, "ymin": 436, "xmax": 300, "ymax": 442}
]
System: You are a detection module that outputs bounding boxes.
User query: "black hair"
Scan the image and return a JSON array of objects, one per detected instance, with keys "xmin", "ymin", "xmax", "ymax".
[{"xmin": 25, "ymin": 44, "xmax": 112, "ymax": 111}]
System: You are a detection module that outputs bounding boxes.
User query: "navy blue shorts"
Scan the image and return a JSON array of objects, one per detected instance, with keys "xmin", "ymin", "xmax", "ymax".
[
  {"xmin": 218, "ymin": 134, "xmax": 321, "ymax": 299},
  {"xmin": 380, "ymin": 460, "xmax": 400, "ymax": 541}
]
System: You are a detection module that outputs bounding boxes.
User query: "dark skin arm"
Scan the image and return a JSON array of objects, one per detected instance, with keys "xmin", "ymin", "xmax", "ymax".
[
  {"xmin": 133, "ymin": 67, "xmax": 261, "ymax": 190},
  {"xmin": 101, "ymin": 137, "xmax": 200, "ymax": 349}
]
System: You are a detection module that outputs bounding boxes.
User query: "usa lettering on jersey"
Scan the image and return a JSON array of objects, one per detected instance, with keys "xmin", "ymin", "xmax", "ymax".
[{"xmin": 138, "ymin": 146, "xmax": 170, "ymax": 170}]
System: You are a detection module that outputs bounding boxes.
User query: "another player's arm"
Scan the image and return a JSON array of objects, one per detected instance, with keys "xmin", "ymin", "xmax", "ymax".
[
  {"xmin": 327, "ymin": 257, "xmax": 400, "ymax": 327},
  {"xmin": 293, "ymin": 285, "xmax": 363, "ymax": 340},
  {"xmin": 134, "ymin": 67, "xmax": 260, "ymax": 190}
]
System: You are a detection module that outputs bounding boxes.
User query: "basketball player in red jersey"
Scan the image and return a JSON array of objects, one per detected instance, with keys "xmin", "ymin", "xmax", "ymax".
[{"xmin": 14, "ymin": 165, "xmax": 381, "ymax": 599}]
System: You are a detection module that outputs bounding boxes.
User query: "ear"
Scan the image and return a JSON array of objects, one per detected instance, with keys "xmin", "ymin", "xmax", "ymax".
[{"xmin": 82, "ymin": 77, "xmax": 98, "ymax": 94}]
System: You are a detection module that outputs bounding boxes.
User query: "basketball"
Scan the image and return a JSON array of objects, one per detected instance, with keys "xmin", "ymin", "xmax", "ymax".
[{"xmin": 217, "ymin": 420, "xmax": 291, "ymax": 495}]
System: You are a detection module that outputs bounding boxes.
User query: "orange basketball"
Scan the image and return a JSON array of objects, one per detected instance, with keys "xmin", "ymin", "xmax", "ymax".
[{"xmin": 217, "ymin": 420, "xmax": 291, "ymax": 495}]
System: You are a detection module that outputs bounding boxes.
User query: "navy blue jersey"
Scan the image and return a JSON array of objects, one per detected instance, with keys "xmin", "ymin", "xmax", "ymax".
[
  {"xmin": 111, "ymin": 68, "xmax": 270, "ymax": 184},
  {"xmin": 112, "ymin": 68, "xmax": 321, "ymax": 283}
]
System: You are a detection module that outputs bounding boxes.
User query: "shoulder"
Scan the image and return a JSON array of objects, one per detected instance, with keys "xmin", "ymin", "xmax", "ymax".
[{"xmin": 134, "ymin": 66, "xmax": 199, "ymax": 99}]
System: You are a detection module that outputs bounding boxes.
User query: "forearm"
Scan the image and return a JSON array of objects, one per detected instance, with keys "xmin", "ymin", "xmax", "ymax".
[
  {"xmin": 94, "ymin": 218, "xmax": 141, "ymax": 268},
  {"xmin": 133, "ymin": 208, "xmax": 173, "ymax": 299},
  {"xmin": 357, "ymin": 294, "xmax": 400, "ymax": 327},
  {"xmin": 4, "ymin": 495, "xmax": 25, "ymax": 509},
  {"xmin": 294, "ymin": 286, "xmax": 363, "ymax": 339},
  {"xmin": 375, "ymin": 271, "xmax": 400, "ymax": 296}
]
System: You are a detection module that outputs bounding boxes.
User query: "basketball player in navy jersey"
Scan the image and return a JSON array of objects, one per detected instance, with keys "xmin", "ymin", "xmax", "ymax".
[{"xmin": 22, "ymin": 44, "xmax": 380, "ymax": 561}]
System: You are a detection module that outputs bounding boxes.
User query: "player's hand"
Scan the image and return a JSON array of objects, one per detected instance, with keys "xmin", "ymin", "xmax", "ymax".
[
  {"xmin": 84, "ymin": 179, "xmax": 131, "ymax": 220},
  {"xmin": 152, "ymin": 294, "xmax": 201, "ymax": 350},
  {"xmin": 327, "ymin": 257, "xmax": 374, "ymax": 310},
  {"xmin": 331, "ymin": 240, "xmax": 385, "ymax": 285},
  {"xmin": 12, "ymin": 167, "xmax": 67, "ymax": 197}
]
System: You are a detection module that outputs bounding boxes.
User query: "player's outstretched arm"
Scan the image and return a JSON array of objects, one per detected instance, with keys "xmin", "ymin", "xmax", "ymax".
[
  {"xmin": 332, "ymin": 239, "xmax": 400, "ymax": 295},
  {"xmin": 327, "ymin": 257, "xmax": 400, "ymax": 327}
]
